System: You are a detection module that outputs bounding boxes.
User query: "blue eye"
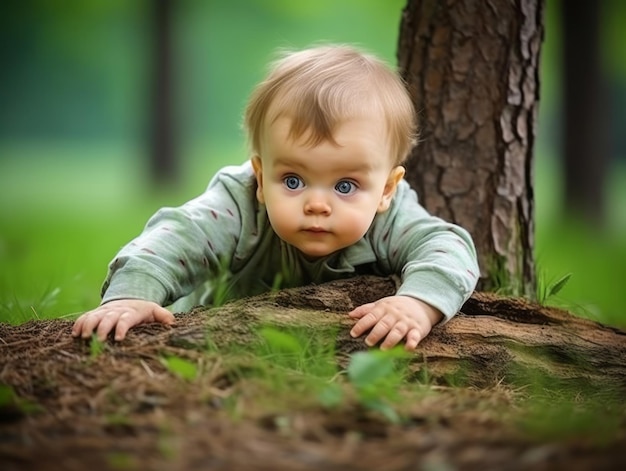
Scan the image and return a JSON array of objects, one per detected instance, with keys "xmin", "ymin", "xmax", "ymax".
[
  {"xmin": 283, "ymin": 175, "xmax": 303, "ymax": 190},
  {"xmin": 335, "ymin": 180, "xmax": 356, "ymax": 195}
]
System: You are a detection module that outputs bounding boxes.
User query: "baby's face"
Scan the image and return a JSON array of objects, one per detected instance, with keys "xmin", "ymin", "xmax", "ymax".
[{"xmin": 252, "ymin": 116, "xmax": 404, "ymax": 259}]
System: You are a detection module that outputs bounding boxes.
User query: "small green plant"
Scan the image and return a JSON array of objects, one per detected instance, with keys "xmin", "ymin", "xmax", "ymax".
[
  {"xmin": 317, "ymin": 381, "xmax": 344, "ymax": 408},
  {"xmin": 199, "ymin": 326, "xmax": 339, "ymax": 415},
  {"xmin": 441, "ymin": 361, "xmax": 470, "ymax": 388},
  {"xmin": 104, "ymin": 413, "xmax": 133, "ymax": 428},
  {"xmin": 157, "ymin": 422, "xmax": 179, "ymax": 461},
  {"xmin": 106, "ymin": 451, "xmax": 138, "ymax": 470},
  {"xmin": 516, "ymin": 378, "xmax": 622, "ymax": 445},
  {"xmin": 0, "ymin": 384, "xmax": 14, "ymax": 406},
  {"xmin": 319, "ymin": 348, "xmax": 413, "ymax": 423},
  {"xmin": 90, "ymin": 334, "xmax": 106, "ymax": 359},
  {"xmin": 257, "ymin": 326, "xmax": 335, "ymax": 375},
  {"xmin": 206, "ymin": 327, "xmax": 413, "ymax": 424},
  {"xmin": 211, "ymin": 256, "xmax": 232, "ymax": 307},
  {"xmin": 0, "ymin": 383, "xmax": 42, "ymax": 416},
  {"xmin": 0, "ymin": 284, "xmax": 61, "ymax": 324},
  {"xmin": 536, "ymin": 271, "xmax": 572, "ymax": 305},
  {"xmin": 486, "ymin": 255, "xmax": 524, "ymax": 297},
  {"xmin": 271, "ymin": 272, "xmax": 283, "ymax": 292},
  {"xmin": 345, "ymin": 348, "xmax": 409, "ymax": 423},
  {"xmin": 161, "ymin": 355, "xmax": 198, "ymax": 381}
]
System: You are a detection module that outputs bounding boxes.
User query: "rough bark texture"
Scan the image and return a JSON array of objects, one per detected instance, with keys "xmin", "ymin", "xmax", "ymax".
[
  {"xmin": 172, "ymin": 276, "xmax": 626, "ymax": 389},
  {"xmin": 397, "ymin": 0, "xmax": 543, "ymax": 296}
]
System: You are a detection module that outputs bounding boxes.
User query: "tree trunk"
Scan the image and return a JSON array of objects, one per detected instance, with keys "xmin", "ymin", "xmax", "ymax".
[
  {"xmin": 149, "ymin": 0, "xmax": 178, "ymax": 186},
  {"xmin": 397, "ymin": 0, "xmax": 544, "ymax": 297},
  {"xmin": 562, "ymin": 1, "xmax": 609, "ymax": 225}
]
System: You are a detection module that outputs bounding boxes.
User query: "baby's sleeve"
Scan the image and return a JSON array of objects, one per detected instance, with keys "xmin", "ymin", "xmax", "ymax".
[
  {"xmin": 101, "ymin": 166, "xmax": 252, "ymax": 307},
  {"xmin": 372, "ymin": 182, "xmax": 479, "ymax": 323}
]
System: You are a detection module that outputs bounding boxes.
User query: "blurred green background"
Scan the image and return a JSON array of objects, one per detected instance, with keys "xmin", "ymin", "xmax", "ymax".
[{"xmin": 1, "ymin": 0, "xmax": 625, "ymax": 326}]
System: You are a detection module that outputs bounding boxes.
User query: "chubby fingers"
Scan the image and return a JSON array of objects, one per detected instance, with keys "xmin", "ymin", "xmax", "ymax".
[
  {"xmin": 351, "ymin": 310, "xmax": 425, "ymax": 350},
  {"xmin": 72, "ymin": 306, "xmax": 124, "ymax": 342},
  {"xmin": 71, "ymin": 301, "xmax": 174, "ymax": 342},
  {"xmin": 403, "ymin": 329, "xmax": 424, "ymax": 351},
  {"xmin": 348, "ymin": 302, "xmax": 377, "ymax": 338},
  {"xmin": 108, "ymin": 305, "xmax": 174, "ymax": 341},
  {"xmin": 349, "ymin": 303, "xmax": 390, "ymax": 347},
  {"xmin": 348, "ymin": 296, "xmax": 435, "ymax": 351},
  {"xmin": 71, "ymin": 308, "xmax": 106, "ymax": 340},
  {"xmin": 152, "ymin": 305, "xmax": 175, "ymax": 326},
  {"xmin": 106, "ymin": 310, "xmax": 134, "ymax": 342}
]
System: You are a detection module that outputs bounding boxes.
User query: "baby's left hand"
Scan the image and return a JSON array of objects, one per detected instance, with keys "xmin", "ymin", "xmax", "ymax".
[{"xmin": 349, "ymin": 295, "xmax": 443, "ymax": 351}]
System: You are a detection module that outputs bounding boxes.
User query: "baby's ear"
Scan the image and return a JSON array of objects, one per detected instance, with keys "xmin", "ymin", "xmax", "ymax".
[
  {"xmin": 377, "ymin": 166, "xmax": 405, "ymax": 213},
  {"xmin": 251, "ymin": 156, "xmax": 265, "ymax": 204}
]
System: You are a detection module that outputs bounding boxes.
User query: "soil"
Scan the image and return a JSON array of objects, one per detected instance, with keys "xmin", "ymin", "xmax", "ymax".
[{"xmin": 1, "ymin": 276, "xmax": 625, "ymax": 471}]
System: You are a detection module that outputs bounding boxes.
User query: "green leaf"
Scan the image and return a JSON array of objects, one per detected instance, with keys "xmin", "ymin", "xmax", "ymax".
[
  {"xmin": 259, "ymin": 327, "xmax": 303, "ymax": 355},
  {"xmin": 548, "ymin": 273, "xmax": 572, "ymax": 298},
  {"xmin": 362, "ymin": 398, "xmax": 401, "ymax": 424},
  {"xmin": 0, "ymin": 384, "xmax": 15, "ymax": 406},
  {"xmin": 347, "ymin": 350, "xmax": 401, "ymax": 389},
  {"xmin": 162, "ymin": 356, "xmax": 198, "ymax": 381},
  {"xmin": 318, "ymin": 383, "xmax": 344, "ymax": 408},
  {"xmin": 90, "ymin": 334, "xmax": 105, "ymax": 359},
  {"xmin": 0, "ymin": 384, "xmax": 42, "ymax": 415}
]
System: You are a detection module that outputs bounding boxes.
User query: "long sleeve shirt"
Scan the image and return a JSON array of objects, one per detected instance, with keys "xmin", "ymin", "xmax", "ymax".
[{"xmin": 101, "ymin": 161, "xmax": 479, "ymax": 321}]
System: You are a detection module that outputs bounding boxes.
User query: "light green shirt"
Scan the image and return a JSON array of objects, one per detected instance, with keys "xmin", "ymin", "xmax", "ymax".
[{"xmin": 102, "ymin": 161, "xmax": 479, "ymax": 322}]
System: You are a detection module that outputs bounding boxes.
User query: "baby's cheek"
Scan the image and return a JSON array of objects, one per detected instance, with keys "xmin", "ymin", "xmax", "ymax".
[
  {"xmin": 338, "ymin": 210, "xmax": 373, "ymax": 242},
  {"xmin": 267, "ymin": 202, "xmax": 300, "ymax": 237}
]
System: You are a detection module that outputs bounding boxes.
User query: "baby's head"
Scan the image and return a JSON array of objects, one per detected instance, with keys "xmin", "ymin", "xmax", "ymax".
[
  {"xmin": 244, "ymin": 45, "xmax": 418, "ymax": 258},
  {"xmin": 244, "ymin": 44, "xmax": 417, "ymax": 166}
]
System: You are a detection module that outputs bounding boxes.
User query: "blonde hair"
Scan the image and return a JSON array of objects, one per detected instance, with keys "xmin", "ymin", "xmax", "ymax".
[{"xmin": 244, "ymin": 44, "xmax": 417, "ymax": 165}]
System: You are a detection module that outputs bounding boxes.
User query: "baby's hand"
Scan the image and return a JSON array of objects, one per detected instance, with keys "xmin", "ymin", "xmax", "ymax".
[
  {"xmin": 348, "ymin": 295, "xmax": 443, "ymax": 351},
  {"xmin": 71, "ymin": 299, "xmax": 175, "ymax": 342}
]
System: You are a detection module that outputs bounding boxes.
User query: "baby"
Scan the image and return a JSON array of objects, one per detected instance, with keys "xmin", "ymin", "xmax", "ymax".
[{"xmin": 72, "ymin": 44, "xmax": 479, "ymax": 350}]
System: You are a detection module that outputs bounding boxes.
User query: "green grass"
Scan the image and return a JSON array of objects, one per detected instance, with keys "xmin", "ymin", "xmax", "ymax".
[
  {"xmin": 0, "ymin": 141, "xmax": 625, "ymax": 328},
  {"xmin": 0, "ymin": 140, "xmax": 241, "ymax": 323},
  {"xmin": 197, "ymin": 325, "xmax": 414, "ymax": 423},
  {"xmin": 534, "ymin": 155, "xmax": 626, "ymax": 327}
]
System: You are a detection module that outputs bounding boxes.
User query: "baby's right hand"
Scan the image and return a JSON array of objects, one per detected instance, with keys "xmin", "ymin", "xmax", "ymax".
[{"xmin": 71, "ymin": 299, "xmax": 175, "ymax": 342}]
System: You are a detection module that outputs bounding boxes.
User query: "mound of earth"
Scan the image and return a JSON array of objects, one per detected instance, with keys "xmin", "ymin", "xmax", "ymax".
[{"xmin": 1, "ymin": 276, "xmax": 625, "ymax": 471}]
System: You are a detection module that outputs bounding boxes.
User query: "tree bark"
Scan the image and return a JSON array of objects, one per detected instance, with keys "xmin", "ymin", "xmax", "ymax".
[
  {"xmin": 397, "ymin": 0, "xmax": 544, "ymax": 297},
  {"xmin": 168, "ymin": 277, "xmax": 626, "ymax": 391}
]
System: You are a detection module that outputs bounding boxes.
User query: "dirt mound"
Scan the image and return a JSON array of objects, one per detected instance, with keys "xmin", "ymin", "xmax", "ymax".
[{"xmin": 1, "ymin": 276, "xmax": 625, "ymax": 470}]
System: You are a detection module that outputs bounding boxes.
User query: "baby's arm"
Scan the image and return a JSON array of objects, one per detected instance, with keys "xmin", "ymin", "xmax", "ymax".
[
  {"xmin": 349, "ymin": 181, "xmax": 479, "ymax": 350},
  {"xmin": 71, "ymin": 299, "xmax": 174, "ymax": 341},
  {"xmin": 72, "ymin": 165, "xmax": 251, "ymax": 342},
  {"xmin": 348, "ymin": 296, "xmax": 442, "ymax": 351}
]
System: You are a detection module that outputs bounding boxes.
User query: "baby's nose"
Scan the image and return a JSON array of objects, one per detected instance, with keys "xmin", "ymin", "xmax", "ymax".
[{"xmin": 304, "ymin": 191, "xmax": 331, "ymax": 215}]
